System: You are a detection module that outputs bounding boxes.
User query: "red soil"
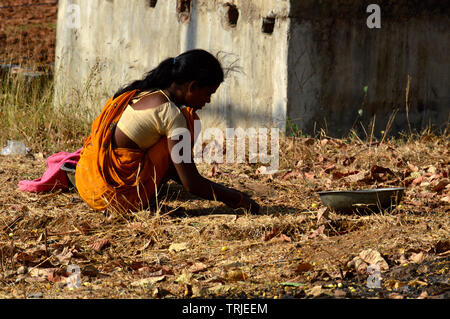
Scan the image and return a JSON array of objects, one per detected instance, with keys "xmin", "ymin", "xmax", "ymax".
[{"xmin": 0, "ymin": 0, "xmax": 58, "ymax": 69}]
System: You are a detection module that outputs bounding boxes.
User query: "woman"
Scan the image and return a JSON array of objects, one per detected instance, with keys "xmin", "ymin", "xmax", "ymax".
[{"xmin": 75, "ymin": 49, "xmax": 259, "ymax": 214}]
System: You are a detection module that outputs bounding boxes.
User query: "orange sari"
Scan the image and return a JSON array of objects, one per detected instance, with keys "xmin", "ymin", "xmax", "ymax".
[{"xmin": 75, "ymin": 90, "xmax": 198, "ymax": 212}]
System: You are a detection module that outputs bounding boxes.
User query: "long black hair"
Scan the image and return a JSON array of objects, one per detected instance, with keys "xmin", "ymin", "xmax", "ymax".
[{"xmin": 113, "ymin": 49, "xmax": 224, "ymax": 99}]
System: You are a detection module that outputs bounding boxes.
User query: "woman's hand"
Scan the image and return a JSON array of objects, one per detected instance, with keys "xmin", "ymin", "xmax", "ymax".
[
  {"xmin": 232, "ymin": 191, "xmax": 260, "ymax": 214},
  {"xmin": 167, "ymin": 138, "xmax": 260, "ymax": 214}
]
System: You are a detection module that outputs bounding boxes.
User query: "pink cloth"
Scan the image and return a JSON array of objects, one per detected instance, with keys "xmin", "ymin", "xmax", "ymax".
[{"xmin": 18, "ymin": 148, "xmax": 82, "ymax": 192}]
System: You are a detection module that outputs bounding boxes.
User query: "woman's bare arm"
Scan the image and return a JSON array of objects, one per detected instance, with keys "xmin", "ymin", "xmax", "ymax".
[{"xmin": 167, "ymin": 138, "xmax": 259, "ymax": 213}]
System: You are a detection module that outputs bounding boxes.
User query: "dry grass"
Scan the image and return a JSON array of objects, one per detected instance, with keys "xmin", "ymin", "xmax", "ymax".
[
  {"xmin": 0, "ymin": 129, "xmax": 448, "ymax": 299},
  {"xmin": 1, "ymin": 1, "xmax": 448, "ymax": 300},
  {"xmin": 0, "ymin": 70, "xmax": 92, "ymax": 154}
]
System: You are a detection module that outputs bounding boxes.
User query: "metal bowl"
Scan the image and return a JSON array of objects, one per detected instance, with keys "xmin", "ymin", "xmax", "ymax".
[
  {"xmin": 317, "ymin": 187, "xmax": 405, "ymax": 213},
  {"xmin": 60, "ymin": 162, "xmax": 76, "ymax": 188}
]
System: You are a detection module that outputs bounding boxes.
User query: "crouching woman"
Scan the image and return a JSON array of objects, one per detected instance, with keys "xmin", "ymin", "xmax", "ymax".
[{"xmin": 75, "ymin": 49, "xmax": 259, "ymax": 214}]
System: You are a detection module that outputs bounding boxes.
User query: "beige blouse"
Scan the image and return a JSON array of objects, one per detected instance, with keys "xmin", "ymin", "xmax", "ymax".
[{"xmin": 116, "ymin": 90, "xmax": 188, "ymax": 150}]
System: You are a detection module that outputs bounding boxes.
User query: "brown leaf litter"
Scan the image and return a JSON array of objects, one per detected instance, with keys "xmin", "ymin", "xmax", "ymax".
[{"xmin": 0, "ymin": 134, "xmax": 449, "ymax": 298}]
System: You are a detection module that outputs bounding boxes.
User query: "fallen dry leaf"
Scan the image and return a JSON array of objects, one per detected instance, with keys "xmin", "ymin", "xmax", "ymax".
[
  {"xmin": 281, "ymin": 170, "xmax": 301, "ymax": 181},
  {"xmin": 370, "ymin": 165, "xmax": 395, "ymax": 182},
  {"xmin": 81, "ymin": 265, "xmax": 98, "ymax": 277},
  {"xmin": 428, "ymin": 173, "xmax": 441, "ymax": 182},
  {"xmin": 175, "ymin": 272, "xmax": 194, "ymax": 285},
  {"xmin": 303, "ymin": 172, "xmax": 315, "ymax": 181},
  {"xmin": 370, "ymin": 165, "xmax": 394, "ymax": 175},
  {"xmin": 89, "ymin": 238, "xmax": 111, "ymax": 252},
  {"xmin": 308, "ymin": 225, "xmax": 326, "ymax": 239},
  {"xmin": 320, "ymin": 139, "xmax": 329, "ymax": 147},
  {"xmin": 262, "ymin": 228, "xmax": 280, "ymax": 241},
  {"xmin": 398, "ymin": 254, "xmax": 408, "ymax": 265},
  {"xmin": 348, "ymin": 256, "xmax": 368, "ymax": 273},
  {"xmin": 188, "ymin": 262, "xmax": 208, "ymax": 274},
  {"xmin": 417, "ymin": 291, "xmax": 428, "ymax": 299},
  {"xmin": 307, "ymin": 285, "xmax": 326, "ymax": 297},
  {"xmin": 408, "ymin": 278, "xmax": 428, "ymax": 288},
  {"xmin": 412, "ymin": 175, "xmax": 425, "ymax": 185},
  {"xmin": 440, "ymin": 195, "xmax": 450, "ymax": 203},
  {"xmin": 47, "ymin": 269, "xmax": 66, "ymax": 283},
  {"xmin": 169, "ymin": 242, "xmax": 189, "ymax": 253},
  {"xmin": 255, "ymin": 166, "xmax": 266, "ymax": 175},
  {"xmin": 432, "ymin": 179, "xmax": 449, "ymax": 192},
  {"xmin": 15, "ymin": 250, "xmax": 45, "ymax": 265},
  {"xmin": 269, "ymin": 233, "xmax": 292, "ymax": 243},
  {"xmin": 131, "ymin": 275, "xmax": 166, "ymax": 287},
  {"xmin": 426, "ymin": 165, "xmax": 437, "ymax": 174},
  {"xmin": 434, "ymin": 240, "xmax": 450, "ymax": 254},
  {"xmin": 407, "ymin": 162, "xmax": 419, "ymax": 172},
  {"xmin": 295, "ymin": 263, "xmax": 314, "ymax": 274},
  {"xmin": 346, "ymin": 171, "xmax": 366, "ymax": 183},
  {"xmin": 409, "ymin": 252, "xmax": 425, "ymax": 264},
  {"xmin": 129, "ymin": 261, "xmax": 149, "ymax": 271},
  {"xmin": 332, "ymin": 170, "xmax": 359, "ymax": 180},
  {"xmin": 127, "ymin": 222, "xmax": 146, "ymax": 233},
  {"xmin": 343, "ymin": 156, "xmax": 356, "ymax": 167},
  {"xmin": 76, "ymin": 222, "xmax": 92, "ymax": 235},
  {"xmin": 29, "ymin": 268, "xmax": 63, "ymax": 283},
  {"xmin": 208, "ymin": 164, "xmax": 218, "ymax": 177},
  {"xmin": 286, "ymin": 140, "xmax": 295, "ymax": 152},
  {"xmin": 388, "ymin": 292, "xmax": 404, "ymax": 299},
  {"xmin": 302, "ymin": 138, "xmax": 315, "ymax": 146},
  {"xmin": 208, "ymin": 284, "xmax": 231, "ymax": 295},
  {"xmin": 54, "ymin": 246, "xmax": 73, "ymax": 265},
  {"xmin": 359, "ymin": 249, "xmax": 389, "ymax": 271},
  {"xmin": 385, "ymin": 279, "xmax": 407, "ymax": 289},
  {"xmin": 316, "ymin": 207, "xmax": 330, "ymax": 224},
  {"xmin": 226, "ymin": 269, "xmax": 248, "ymax": 282},
  {"xmin": 143, "ymin": 268, "xmax": 171, "ymax": 277},
  {"xmin": 324, "ymin": 164, "xmax": 336, "ymax": 174},
  {"xmin": 348, "ymin": 249, "xmax": 389, "ymax": 273},
  {"xmin": 255, "ymin": 165, "xmax": 277, "ymax": 175},
  {"xmin": 245, "ymin": 182, "xmax": 275, "ymax": 197}
]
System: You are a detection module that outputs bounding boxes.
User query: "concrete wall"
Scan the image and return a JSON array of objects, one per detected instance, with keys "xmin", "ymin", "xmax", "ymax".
[
  {"xmin": 54, "ymin": 0, "xmax": 290, "ymax": 130},
  {"xmin": 287, "ymin": 0, "xmax": 449, "ymax": 136},
  {"xmin": 55, "ymin": 0, "xmax": 449, "ymax": 136}
]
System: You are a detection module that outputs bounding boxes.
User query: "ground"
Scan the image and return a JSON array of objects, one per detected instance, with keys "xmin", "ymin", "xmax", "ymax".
[
  {"xmin": 0, "ymin": 0, "xmax": 448, "ymax": 300},
  {"xmin": 0, "ymin": 136, "xmax": 448, "ymax": 299},
  {"xmin": 0, "ymin": 0, "xmax": 57, "ymax": 68}
]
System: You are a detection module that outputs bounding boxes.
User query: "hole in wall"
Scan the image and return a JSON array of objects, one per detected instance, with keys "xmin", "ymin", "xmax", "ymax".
[
  {"xmin": 224, "ymin": 3, "xmax": 239, "ymax": 28},
  {"xmin": 261, "ymin": 17, "xmax": 275, "ymax": 34},
  {"xmin": 148, "ymin": 0, "xmax": 157, "ymax": 8},
  {"xmin": 177, "ymin": 0, "xmax": 191, "ymax": 23}
]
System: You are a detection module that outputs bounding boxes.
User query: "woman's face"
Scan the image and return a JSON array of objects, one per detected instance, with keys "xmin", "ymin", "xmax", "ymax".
[{"xmin": 185, "ymin": 83, "xmax": 220, "ymax": 110}]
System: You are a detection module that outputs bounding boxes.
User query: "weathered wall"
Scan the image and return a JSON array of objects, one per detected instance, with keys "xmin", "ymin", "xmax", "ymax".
[
  {"xmin": 55, "ymin": 0, "xmax": 449, "ymax": 136},
  {"xmin": 54, "ymin": 0, "xmax": 290, "ymax": 130},
  {"xmin": 287, "ymin": 0, "xmax": 449, "ymax": 136}
]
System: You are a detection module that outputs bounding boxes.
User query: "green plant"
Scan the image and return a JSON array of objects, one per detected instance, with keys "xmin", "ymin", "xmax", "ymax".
[{"xmin": 285, "ymin": 116, "xmax": 300, "ymax": 137}]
